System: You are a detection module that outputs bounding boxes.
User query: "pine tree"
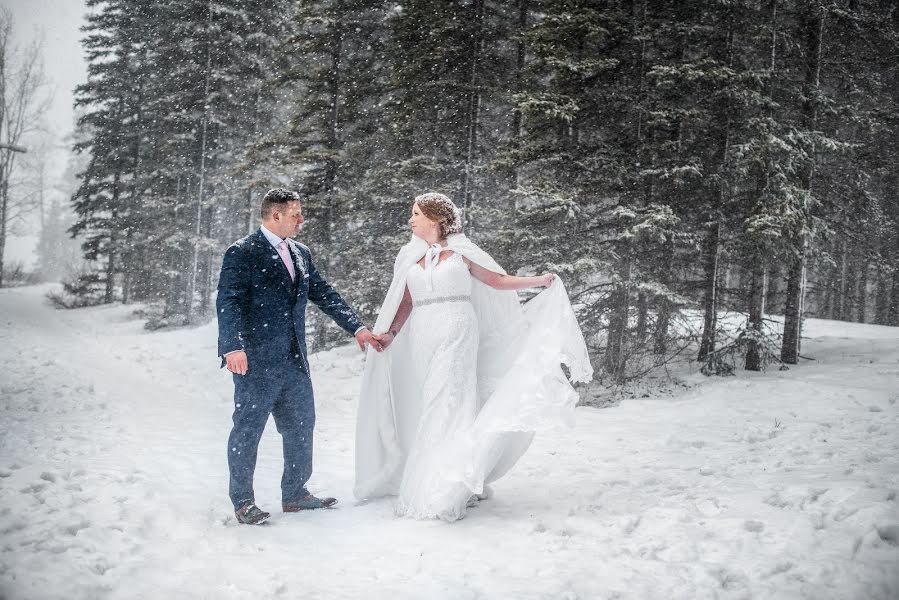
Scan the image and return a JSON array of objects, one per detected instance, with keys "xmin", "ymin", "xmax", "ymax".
[
  {"xmin": 73, "ymin": 0, "xmax": 291, "ymax": 318},
  {"xmin": 376, "ymin": 1, "xmax": 518, "ymax": 221},
  {"xmin": 265, "ymin": 0, "xmax": 391, "ymax": 342},
  {"xmin": 503, "ymin": 1, "xmax": 687, "ymax": 381},
  {"xmin": 65, "ymin": 0, "xmax": 899, "ymax": 380},
  {"xmin": 72, "ymin": 0, "xmax": 153, "ymax": 302}
]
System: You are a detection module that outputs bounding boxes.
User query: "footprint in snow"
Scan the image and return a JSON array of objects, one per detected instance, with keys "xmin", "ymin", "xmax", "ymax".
[
  {"xmin": 712, "ymin": 566, "xmax": 750, "ymax": 591},
  {"xmin": 809, "ymin": 512, "xmax": 827, "ymax": 530},
  {"xmin": 876, "ymin": 524, "xmax": 899, "ymax": 546},
  {"xmin": 763, "ymin": 491, "xmax": 790, "ymax": 509},
  {"xmin": 3, "ymin": 521, "xmax": 27, "ymax": 536},
  {"xmin": 832, "ymin": 506, "xmax": 859, "ymax": 522},
  {"xmin": 623, "ymin": 515, "xmax": 642, "ymax": 535},
  {"xmin": 764, "ymin": 561, "xmax": 794, "ymax": 578},
  {"xmin": 269, "ymin": 581, "xmax": 288, "ymax": 596},
  {"xmin": 62, "ymin": 519, "xmax": 91, "ymax": 536},
  {"xmin": 20, "ymin": 482, "xmax": 47, "ymax": 495},
  {"xmin": 91, "ymin": 558, "xmax": 110, "ymax": 575},
  {"xmin": 743, "ymin": 520, "xmax": 765, "ymax": 533}
]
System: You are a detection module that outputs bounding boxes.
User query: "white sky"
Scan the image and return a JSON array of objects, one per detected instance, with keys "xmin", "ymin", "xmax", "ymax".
[
  {"xmin": 2, "ymin": 0, "xmax": 88, "ymax": 267},
  {"xmin": 5, "ymin": 0, "xmax": 87, "ymax": 138}
]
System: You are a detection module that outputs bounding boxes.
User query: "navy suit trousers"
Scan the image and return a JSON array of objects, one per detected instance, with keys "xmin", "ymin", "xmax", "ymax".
[{"xmin": 227, "ymin": 357, "xmax": 315, "ymax": 509}]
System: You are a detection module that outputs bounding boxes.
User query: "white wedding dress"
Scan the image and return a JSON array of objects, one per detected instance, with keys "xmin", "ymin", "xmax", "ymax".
[
  {"xmin": 395, "ymin": 252, "xmax": 481, "ymax": 520},
  {"xmin": 354, "ymin": 234, "xmax": 593, "ymax": 522}
]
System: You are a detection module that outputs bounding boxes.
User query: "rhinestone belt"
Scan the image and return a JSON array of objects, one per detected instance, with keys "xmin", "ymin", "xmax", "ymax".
[{"xmin": 412, "ymin": 294, "xmax": 472, "ymax": 307}]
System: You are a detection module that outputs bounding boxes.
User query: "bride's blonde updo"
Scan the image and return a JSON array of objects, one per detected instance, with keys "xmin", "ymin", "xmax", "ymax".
[{"xmin": 414, "ymin": 192, "xmax": 463, "ymax": 239}]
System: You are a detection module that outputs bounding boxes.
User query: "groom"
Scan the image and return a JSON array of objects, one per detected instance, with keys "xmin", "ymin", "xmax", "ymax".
[{"xmin": 217, "ymin": 188, "xmax": 382, "ymax": 525}]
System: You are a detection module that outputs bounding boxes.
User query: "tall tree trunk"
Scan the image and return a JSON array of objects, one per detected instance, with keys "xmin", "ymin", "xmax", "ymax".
[
  {"xmin": 781, "ymin": 251, "xmax": 807, "ymax": 360},
  {"xmin": 246, "ymin": 187, "xmax": 254, "ymax": 235},
  {"xmin": 631, "ymin": 0, "xmax": 651, "ymax": 346},
  {"xmin": 766, "ymin": 263, "xmax": 780, "ymax": 314},
  {"xmin": 162, "ymin": 175, "xmax": 183, "ymax": 314},
  {"xmin": 509, "ymin": 0, "xmax": 529, "ymax": 200},
  {"xmin": 187, "ymin": 1, "xmax": 214, "ymax": 321},
  {"xmin": 0, "ymin": 25, "xmax": 7, "ymax": 288},
  {"xmin": 874, "ymin": 255, "xmax": 891, "ymax": 324},
  {"xmin": 605, "ymin": 290, "xmax": 630, "ymax": 381},
  {"xmin": 855, "ymin": 253, "xmax": 869, "ymax": 323},
  {"xmin": 889, "ymin": 238, "xmax": 899, "ymax": 326},
  {"xmin": 821, "ymin": 252, "xmax": 835, "ymax": 319},
  {"xmin": 745, "ymin": 255, "xmax": 768, "ymax": 371},
  {"xmin": 461, "ymin": 0, "xmax": 484, "ymax": 221},
  {"xmin": 0, "ymin": 141, "xmax": 18, "ymax": 289},
  {"xmin": 698, "ymin": 12, "xmax": 734, "ymax": 361},
  {"xmin": 635, "ymin": 292, "xmax": 648, "ymax": 340},
  {"xmin": 168, "ymin": 175, "xmax": 192, "ymax": 317},
  {"xmin": 653, "ymin": 300, "xmax": 671, "ymax": 355},
  {"xmin": 782, "ymin": 3, "xmax": 825, "ymax": 364},
  {"xmin": 837, "ymin": 240, "xmax": 849, "ymax": 320},
  {"xmin": 104, "ymin": 170, "xmax": 121, "ymax": 304},
  {"xmin": 753, "ymin": 0, "xmax": 780, "ymax": 354},
  {"xmin": 314, "ymin": 13, "xmax": 345, "ymax": 348},
  {"xmin": 722, "ymin": 261, "xmax": 734, "ymax": 306},
  {"xmin": 0, "ymin": 170, "xmax": 8, "ymax": 288},
  {"xmin": 606, "ymin": 257, "xmax": 632, "ymax": 381},
  {"xmin": 653, "ymin": 240, "xmax": 674, "ymax": 355},
  {"xmin": 122, "ymin": 86, "xmax": 144, "ymax": 305},
  {"xmin": 200, "ymin": 198, "xmax": 215, "ymax": 314},
  {"xmin": 324, "ymin": 10, "xmax": 344, "ymax": 260},
  {"xmin": 698, "ymin": 220, "xmax": 722, "ymax": 360}
]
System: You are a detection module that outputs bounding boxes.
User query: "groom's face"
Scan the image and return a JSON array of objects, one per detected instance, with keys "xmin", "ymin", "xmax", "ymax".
[{"xmin": 270, "ymin": 201, "xmax": 305, "ymax": 239}]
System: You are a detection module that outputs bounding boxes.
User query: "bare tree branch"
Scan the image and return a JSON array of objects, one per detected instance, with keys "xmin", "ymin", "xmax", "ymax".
[{"xmin": 0, "ymin": 7, "xmax": 50, "ymax": 285}]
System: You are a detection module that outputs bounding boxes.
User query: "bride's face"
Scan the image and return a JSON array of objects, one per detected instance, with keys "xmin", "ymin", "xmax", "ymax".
[{"xmin": 409, "ymin": 203, "xmax": 438, "ymax": 240}]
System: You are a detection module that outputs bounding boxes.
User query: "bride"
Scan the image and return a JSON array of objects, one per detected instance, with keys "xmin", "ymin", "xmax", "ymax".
[{"xmin": 354, "ymin": 193, "xmax": 592, "ymax": 521}]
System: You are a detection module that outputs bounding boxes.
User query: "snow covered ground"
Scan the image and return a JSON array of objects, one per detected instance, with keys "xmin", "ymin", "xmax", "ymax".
[{"xmin": 1, "ymin": 284, "xmax": 897, "ymax": 600}]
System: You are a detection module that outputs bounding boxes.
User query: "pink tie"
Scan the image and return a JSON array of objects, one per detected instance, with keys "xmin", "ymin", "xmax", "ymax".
[{"xmin": 276, "ymin": 240, "xmax": 296, "ymax": 281}]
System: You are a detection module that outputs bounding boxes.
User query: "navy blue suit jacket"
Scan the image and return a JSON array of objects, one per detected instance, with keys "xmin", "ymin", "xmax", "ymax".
[{"xmin": 216, "ymin": 229, "xmax": 364, "ymax": 373}]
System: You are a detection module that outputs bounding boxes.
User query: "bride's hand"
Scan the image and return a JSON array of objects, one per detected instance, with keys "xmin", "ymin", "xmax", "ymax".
[
  {"xmin": 375, "ymin": 331, "xmax": 396, "ymax": 350},
  {"xmin": 541, "ymin": 273, "xmax": 556, "ymax": 288}
]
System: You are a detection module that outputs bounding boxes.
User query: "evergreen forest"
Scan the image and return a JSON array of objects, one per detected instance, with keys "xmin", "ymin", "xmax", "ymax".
[{"xmin": 67, "ymin": 0, "xmax": 899, "ymax": 382}]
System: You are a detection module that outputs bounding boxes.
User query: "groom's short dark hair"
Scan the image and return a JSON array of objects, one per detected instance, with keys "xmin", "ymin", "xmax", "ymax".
[{"xmin": 261, "ymin": 188, "xmax": 300, "ymax": 218}]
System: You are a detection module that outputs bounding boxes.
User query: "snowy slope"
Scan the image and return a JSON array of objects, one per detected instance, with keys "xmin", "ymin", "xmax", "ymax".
[{"xmin": 1, "ymin": 284, "xmax": 897, "ymax": 600}]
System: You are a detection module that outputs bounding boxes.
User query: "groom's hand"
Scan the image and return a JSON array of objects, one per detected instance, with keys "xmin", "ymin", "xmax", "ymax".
[
  {"xmin": 225, "ymin": 350, "xmax": 248, "ymax": 375},
  {"xmin": 355, "ymin": 328, "xmax": 384, "ymax": 353}
]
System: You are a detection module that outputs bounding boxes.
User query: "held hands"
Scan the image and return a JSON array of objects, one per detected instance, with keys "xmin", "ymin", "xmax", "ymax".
[
  {"xmin": 225, "ymin": 330, "xmax": 381, "ymax": 372},
  {"xmin": 541, "ymin": 273, "xmax": 557, "ymax": 288},
  {"xmin": 225, "ymin": 350, "xmax": 249, "ymax": 375},
  {"xmin": 372, "ymin": 331, "xmax": 396, "ymax": 351},
  {"xmin": 355, "ymin": 328, "xmax": 384, "ymax": 353}
]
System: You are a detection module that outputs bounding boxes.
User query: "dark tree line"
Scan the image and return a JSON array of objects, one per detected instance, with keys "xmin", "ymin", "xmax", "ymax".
[{"xmin": 67, "ymin": 0, "xmax": 899, "ymax": 382}]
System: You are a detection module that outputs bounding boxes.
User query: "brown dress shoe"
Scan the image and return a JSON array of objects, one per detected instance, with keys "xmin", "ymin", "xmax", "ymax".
[{"xmin": 283, "ymin": 494, "xmax": 338, "ymax": 511}]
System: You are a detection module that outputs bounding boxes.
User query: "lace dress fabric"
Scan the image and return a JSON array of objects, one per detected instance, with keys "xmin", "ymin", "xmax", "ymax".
[{"xmin": 395, "ymin": 251, "xmax": 479, "ymax": 521}]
